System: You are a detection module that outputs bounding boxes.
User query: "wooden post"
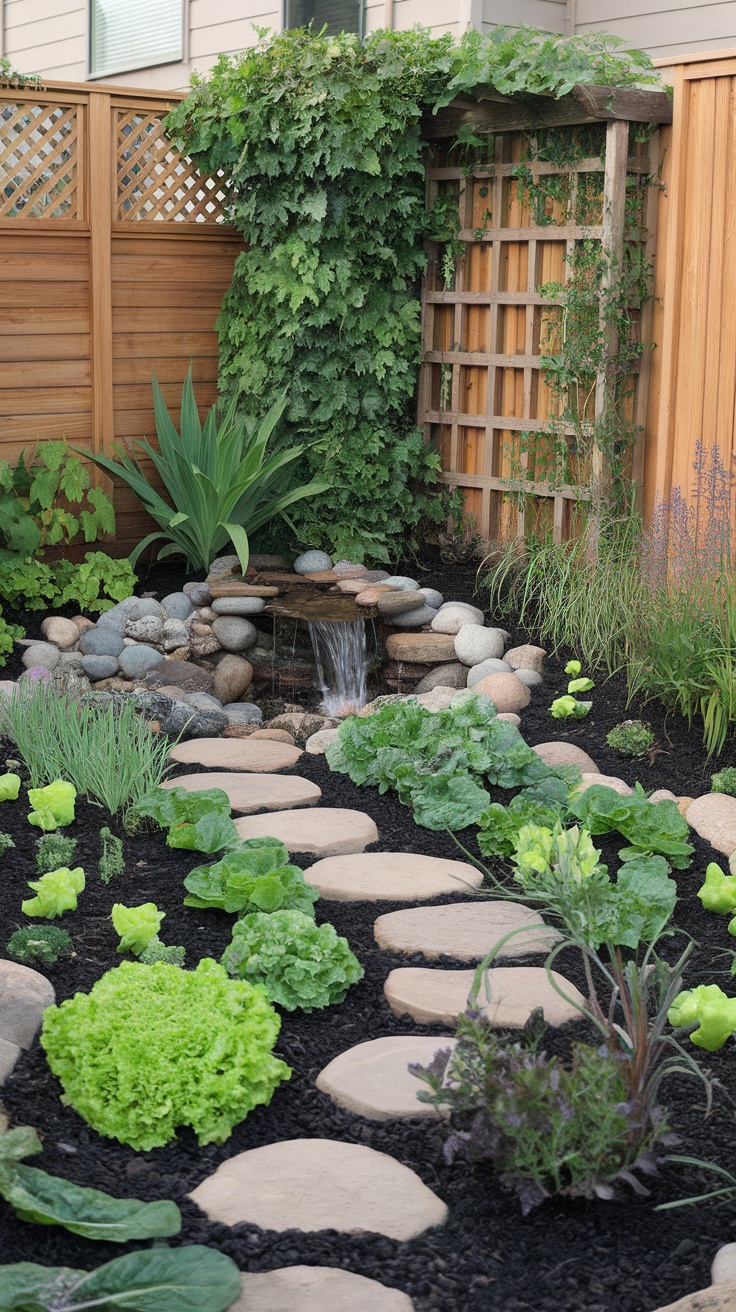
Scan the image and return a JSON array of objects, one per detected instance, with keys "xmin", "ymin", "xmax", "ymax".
[{"xmin": 87, "ymin": 89, "xmax": 115, "ymax": 509}]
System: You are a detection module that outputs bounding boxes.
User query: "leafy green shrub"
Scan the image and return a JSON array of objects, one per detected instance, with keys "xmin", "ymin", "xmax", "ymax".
[
  {"xmin": 27, "ymin": 779, "xmax": 76, "ymax": 831},
  {"xmin": 606, "ymin": 720, "xmax": 655, "ymax": 756},
  {"xmin": 112, "ymin": 903, "xmax": 164, "ymax": 956},
  {"xmin": 139, "ymin": 938, "xmax": 186, "ymax": 967},
  {"xmin": 411, "ymin": 1011, "xmax": 658, "ymax": 1213},
  {"xmin": 22, "ymin": 868, "xmax": 85, "ymax": 919},
  {"xmin": 133, "ymin": 785, "xmax": 238, "ymax": 852},
  {"xmin": 6, "ymin": 925, "xmax": 73, "ymax": 966},
  {"xmin": 711, "ymin": 767, "xmax": 736, "ymax": 797},
  {"xmin": 0, "ymin": 611, "xmax": 23, "ymax": 667},
  {"xmin": 222, "ymin": 910, "xmax": 363, "ymax": 1011},
  {"xmin": 36, "ymin": 832, "xmax": 77, "ymax": 874},
  {"xmin": 0, "ymin": 551, "xmax": 135, "ymax": 614},
  {"xmin": 84, "ymin": 369, "xmax": 327, "ymax": 573},
  {"xmin": 40, "ymin": 958, "xmax": 291, "ymax": 1149},
  {"xmin": 99, "ymin": 827, "xmax": 124, "ymax": 883},
  {"xmin": 184, "ymin": 838, "xmax": 319, "ymax": 916}
]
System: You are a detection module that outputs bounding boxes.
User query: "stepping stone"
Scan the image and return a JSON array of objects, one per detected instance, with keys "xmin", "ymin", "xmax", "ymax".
[
  {"xmin": 316, "ymin": 1035, "xmax": 457, "ymax": 1121},
  {"xmin": 687, "ymin": 794, "xmax": 736, "ymax": 856},
  {"xmin": 188, "ymin": 1138, "xmax": 447, "ymax": 1240},
  {"xmin": 168, "ymin": 737, "xmax": 303, "ymax": 772},
  {"xmin": 0, "ymin": 960, "xmax": 55, "ymax": 1050},
  {"xmin": 231, "ymin": 1268, "xmax": 415, "ymax": 1312},
  {"xmin": 234, "ymin": 808, "xmax": 378, "ymax": 856},
  {"xmin": 305, "ymin": 852, "xmax": 483, "ymax": 901},
  {"xmin": 384, "ymin": 966, "xmax": 585, "ymax": 1027},
  {"xmin": 374, "ymin": 901, "xmax": 559, "ymax": 961},
  {"xmin": 161, "ymin": 772, "xmax": 321, "ymax": 813}
]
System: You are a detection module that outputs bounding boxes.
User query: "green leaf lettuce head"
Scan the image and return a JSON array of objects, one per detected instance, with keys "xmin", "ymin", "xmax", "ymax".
[
  {"xmin": 0, "ymin": 772, "xmax": 20, "ymax": 802},
  {"xmin": 697, "ymin": 862, "xmax": 736, "ymax": 914},
  {"xmin": 668, "ymin": 983, "xmax": 736, "ymax": 1051},
  {"xmin": 0, "ymin": 1245, "xmax": 242, "ymax": 1312},
  {"xmin": 133, "ymin": 785, "xmax": 239, "ymax": 852},
  {"xmin": 567, "ymin": 676, "xmax": 595, "ymax": 694},
  {"xmin": 40, "ymin": 958, "xmax": 290, "ymax": 1150},
  {"xmin": 550, "ymin": 694, "xmax": 591, "ymax": 719},
  {"xmin": 112, "ymin": 902, "xmax": 165, "ymax": 956},
  {"xmin": 564, "ymin": 660, "xmax": 582, "ymax": 676},
  {"xmin": 184, "ymin": 841, "xmax": 318, "ymax": 916},
  {"xmin": 569, "ymin": 783, "xmax": 694, "ymax": 868},
  {"xmin": 222, "ymin": 909, "xmax": 364, "ymax": 1011},
  {"xmin": 27, "ymin": 780, "xmax": 76, "ymax": 831},
  {"xmin": 21, "ymin": 867, "xmax": 85, "ymax": 919}
]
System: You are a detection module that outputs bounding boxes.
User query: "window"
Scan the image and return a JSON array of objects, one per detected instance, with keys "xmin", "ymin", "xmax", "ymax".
[
  {"xmin": 285, "ymin": 0, "xmax": 363, "ymax": 37},
  {"xmin": 90, "ymin": 0, "xmax": 184, "ymax": 79}
]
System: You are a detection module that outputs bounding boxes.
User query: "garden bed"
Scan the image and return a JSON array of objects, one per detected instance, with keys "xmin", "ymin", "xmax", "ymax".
[{"xmin": 2, "ymin": 577, "xmax": 736, "ymax": 1312}]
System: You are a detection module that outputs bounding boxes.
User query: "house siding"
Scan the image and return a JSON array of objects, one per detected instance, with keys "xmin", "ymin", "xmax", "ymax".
[
  {"xmin": 482, "ymin": 0, "xmax": 567, "ymax": 33},
  {"xmin": 575, "ymin": 1, "xmax": 736, "ymax": 60}
]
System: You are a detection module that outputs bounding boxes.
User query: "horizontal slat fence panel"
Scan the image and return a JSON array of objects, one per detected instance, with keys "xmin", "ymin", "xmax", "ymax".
[{"xmin": 0, "ymin": 79, "xmax": 242, "ymax": 557}]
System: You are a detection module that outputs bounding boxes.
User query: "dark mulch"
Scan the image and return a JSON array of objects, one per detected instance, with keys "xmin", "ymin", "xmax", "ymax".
[{"xmin": 2, "ymin": 555, "xmax": 736, "ymax": 1309}]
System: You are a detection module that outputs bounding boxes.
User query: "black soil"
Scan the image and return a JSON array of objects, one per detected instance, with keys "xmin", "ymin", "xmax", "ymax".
[{"xmin": 2, "ymin": 557, "xmax": 736, "ymax": 1310}]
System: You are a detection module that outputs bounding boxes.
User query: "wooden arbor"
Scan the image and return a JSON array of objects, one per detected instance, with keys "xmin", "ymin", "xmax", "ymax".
[{"xmin": 419, "ymin": 84, "xmax": 673, "ymax": 545}]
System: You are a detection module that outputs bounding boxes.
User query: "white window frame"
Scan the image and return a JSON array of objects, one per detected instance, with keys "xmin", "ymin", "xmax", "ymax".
[{"xmin": 88, "ymin": 0, "xmax": 188, "ymax": 80}]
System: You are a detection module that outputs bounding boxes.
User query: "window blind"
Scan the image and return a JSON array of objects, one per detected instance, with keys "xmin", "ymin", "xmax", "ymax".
[
  {"xmin": 285, "ymin": 0, "xmax": 362, "ymax": 37},
  {"xmin": 90, "ymin": 0, "xmax": 184, "ymax": 78}
]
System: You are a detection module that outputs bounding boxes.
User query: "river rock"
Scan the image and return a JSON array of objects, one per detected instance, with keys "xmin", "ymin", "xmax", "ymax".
[
  {"xmin": 162, "ymin": 619, "xmax": 189, "ymax": 651},
  {"xmin": 305, "ymin": 727, "xmax": 341, "ymax": 754},
  {"xmin": 431, "ymin": 602, "xmax": 484, "ymax": 634},
  {"xmin": 413, "ymin": 663, "xmax": 467, "ymax": 693},
  {"xmin": 294, "ymin": 550, "xmax": 333, "ymax": 575},
  {"xmin": 57, "ymin": 650, "xmax": 83, "ymax": 666},
  {"xmin": 514, "ymin": 667, "xmax": 543, "ymax": 687},
  {"xmin": 125, "ymin": 615, "xmax": 164, "ymax": 644},
  {"xmin": 233, "ymin": 1266, "xmax": 415, "ymax": 1312},
  {"xmin": 467, "ymin": 658, "xmax": 512, "ymax": 685},
  {"xmin": 712, "ymin": 1245, "xmax": 736, "ymax": 1284},
  {"xmin": 392, "ymin": 606, "xmax": 440, "ymax": 628},
  {"xmin": 334, "ymin": 579, "xmax": 369, "ymax": 595},
  {"xmin": 207, "ymin": 555, "xmax": 243, "ymax": 579},
  {"xmin": 185, "ymin": 691, "xmax": 222, "ymax": 711},
  {"xmin": 81, "ymin": 655, "xmax": 119, "ymax": 681},
  {"xmin": 212, "ymin": 654, "xmax": 254, "ymax": 703},
  {"xmin": 269, "ymin": 711, "xmax": 338, "ymax": 744},
  {"xmin": 385, "ymin": 632, "xmax": 458, "ymax": 663},
  {"xmin": 71, "ymin": 615, "xmax": 96, "ymax": 635},
  {"xmin": 532, "ymin": 741, "xmax": 599, "ymax": 774},
  {"xmin": 21, "ymin": 642, "xmax": 61, "ymax": 671},
  {"xmin": 160, "ymin": 592, "xmax": 193, "ymax": 621},
  {"xmin": 0, "ymin": 960, "xmax": 55, "ymax": 1049},
  {"xmin": 577, "ymin": 772, "xmax": 634, "ymax": 797},
  {"xmin": 79, "ymin": 627, "xmax": 125, "ymax": 658},
  {"xmin": 332, "ymin": 560, "xmax": 367, "ymax": 578},
  {"xmin": 414, "ymin": 687, "xmax": 457, "ymax": 713},
  {"xmin": 118, "ymin": 645, "xmax": 164, "ymax": 679},
  {"xmin": 362, "ymin": 570, "xmax": 390, "ymax": 583},
  {"xmin": 454, "ymin": 625, "xmax": 505, "ymax": 665},
  {"xmin": 223, "ymin": 703, "xmax": 263, "ymax": 726},
  {"xmin": 419, "ymin": 588, "xmax": 444, "ymax": 609},
  {"xmin": 378, "ymin": 590, "xmax": 425, "ymax": 618},
  {"xmin": 355, "ymin": 587, "xmax": 391, "ymax": 606},
  {"xmin": 383, "ymin": 576, "xmax": 419, "ymax": 591},
  {"xmin": 505, "ymin": 644, "xmax": 546, "ymax": 674},
  {"xmin": 40, "ymin": 616, "xmax": 79, "ymax": 649},
  {"xmin": 146, "ymin": 658, "xmax": 215, "ymax": 694},
  {"xmin": 212, "ymin": 596, "xmax": 266, "ymax": 616},
  {"xmin": 189, "ymin": 626, "xmax": 221, "ymax": 656},
  {"xmin": 686, "ymin": 795, "xmax": 736, "ymax": 856},
  {"xmin": 183, "ymin": 581, "xmax": 213, "ymax": 607},
  {"xmin": 471, "ymin": 671, "xmax": 530, "ymax": 713},
  {"xmin": 649, "ymin": 1281, "xmax": 736, "ymax": 1312},
  {"xmin": 127, "ymin": 598, "xmax": 163, "ymax": 622},
  {"xmin": 211, "ymin": 616, "xmax": 258, "ymax": 652},
  {"xmin": 95, "ymin": 598, "xmax": 137, "ymax": 630},
  {"xmin": 250, "ymin": 728, "xmax": 294, "ymax": 744}
]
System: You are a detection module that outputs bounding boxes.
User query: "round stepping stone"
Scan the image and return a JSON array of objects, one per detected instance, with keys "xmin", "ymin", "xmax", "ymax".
[
  {"xmin": 305, "ymin": 852, "xmax": 483, "ymax": 901},
  {"xmin": 374, "ymin": 901, "xmax": 558, "ymax": 961},
  {"xmin": 168, "ymin": 737, "xmax": 303, "ymax": 772},
  {"xmin": 188, "ymin": 1138, "xmax": 447, "ymax": 1240},
  {"xmin": 231, "ymin": 1268, "xmax": 415, "ymax": 1312},
  {"xmin": 317, "ymin": 1035, "xmax": 457, "ymax": 1121},
  {"xmin": 234, "ymin": 808, "xmax": 378, "ymax": 856},
  {"xmin": 384, "ymin": 966, "xmax": 585, "ymax": 1027},
  {"xmin": 161, "ymin": 772, "xmax": 321, "ymax": 813}
]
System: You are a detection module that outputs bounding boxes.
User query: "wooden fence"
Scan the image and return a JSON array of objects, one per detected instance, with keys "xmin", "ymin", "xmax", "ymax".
[{"xmin": 0, "ymin": 79, "xmax": 242, "ymax": 554}]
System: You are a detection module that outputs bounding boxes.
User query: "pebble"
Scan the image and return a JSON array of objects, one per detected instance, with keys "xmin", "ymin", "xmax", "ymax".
[
  {"xmin": 0, "ymin": 960, "xmax": 55, "ymax": 1051},
  {"xmin": 412, "ymin": 663, "xmax": 467, "ymax": 693},
  {"xmin": 686, "ymin": 795, "xmax": 736, "ymax": 856},
  {"xmin": 222, "ymin": 702, "xmax": 263, "ymax": 726},
  {"xmin": 81, "ymin": 654, "xmax": 119, "ymax": 681},
  {"xmin": 431, "ymin": 602, "xmax": 484, "ymax": 634},
  {"xmin": 471, "ymin": 671, "xmax": 530, "ymax": 713},
  {"xmin": 467, "ymin": 658, "xmax": 512, "ymax": 685},
  {"xmin": 305, "ymin": 852, "xmax": 483, "ymax": 902},
  {"xmin": 40, "ymin": 616, "xmax": 79, "ymax": 649},
  {"xmin": 294, "ymin": 549, "xmax": 333, "ymax": 575},
  {"xmin": 160, "ymin": 591, "xmax": 193, "ymax": 621},
  {"xmin": 169, "ymin": 737, "xmax": 302, "ymax": 772},
  {"xmin": 188, "ymin": 1138, "xmax": 447, "ymax": 1240},
  {"xmin": 233, "ymin": 1267, "xmax": 415, "ymax": 1312},
  {"xmin": 211, "ymin": 616, "xmax": 258, "ymax": 652},
  {"xmin": 212, "ymin": 596, "xmax": 266, "ymax": 616},
  {"xmin": 234, "ymin": 808, "xmax": 378, "ymax": 856},
  {"xmin": 162, "ymin": 771, "xmax": 321, "ymax": 813},
  {"xmin": 454, "ymin": 624, "xmax": 505, "ymax": 665},
  {"xmin": 212, "ymin": 654, "xmax": 254, "ymax": 704},
  {"xmin": 384, "ymin": 965, "xmax": 585, "ymax": 1027},
  {"xmin": 504, "ymin": 644, "xmax": 546, "ymax": 673},
  {"xmin": 317, "ymin": 1036, "xmax": 457, "ymax": 1123},
  {"xmin": 118, "ymin": 644, "xmax": 165, "ymax": 679},
  {"xmin": 79, "ymin": 627, "xmax": 125, "ymax": 658},
  {"xmin": 21, "ymin": 642, "xmax": 61, "ymax": 671},
  {"xmin": 374, "ymin": 901, "xmax": 558, "ymax": 961},
  {"xmin": 532, "ymin": 741, "xmax": 599, "ymax": 774}
]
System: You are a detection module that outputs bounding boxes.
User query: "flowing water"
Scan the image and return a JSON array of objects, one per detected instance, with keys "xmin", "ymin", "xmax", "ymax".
[{"xmin": 308, "ymin": 619, "xmax": 368, "ymax": 717}]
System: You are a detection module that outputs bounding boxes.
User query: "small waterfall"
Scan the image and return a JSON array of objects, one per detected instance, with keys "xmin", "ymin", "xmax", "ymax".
[{"xmin": 308, "ymin": 619, "xmax": 368, "ymax": 717}]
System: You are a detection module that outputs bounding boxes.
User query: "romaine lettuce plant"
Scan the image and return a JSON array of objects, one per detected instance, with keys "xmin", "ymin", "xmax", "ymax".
[
  {"xmin": 21, "ymin": 867, "xmax": 85, "ymax": 919},
  {"xmin": 133, "ymin": 785, "xmax": 239, "ymax": 852},
  {"xmin": 40, "ymin": 958, "xmax": 290, "ymax": 1149},
  {"xmin": 222, "ymin": 910, "xmax": 364, "ymax": 1011},
  {"xmin": 112, "ymin": 903, "xmax": 165, "ymax": 956},
  {"xmin": 27, "ymin": 780, "xmax": 76, "ymax": 831},
  {"xmin": 184, "ymin": 839, "xmax": 318, "ymax": 916},
  {"xmin": 568, "ymin": 782, "xmax": 693, "ymax": 868}
]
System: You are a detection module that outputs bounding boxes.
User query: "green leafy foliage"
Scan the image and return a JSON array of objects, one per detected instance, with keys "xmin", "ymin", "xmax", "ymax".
[
  {"xmin": 133, "ymin": 785, "xmax": 239, "ymax": 852},
  {"xmin": 99, "ymin": 826, "xmax": 124, "ymax": 883},
  {"xmin": 0, "ymin": 831, "xmax": 14, "ymax": 856},
  {"xmin": 669, "ymin": 984, "xmax": 736, "ymax": 1051},
  {"xmin": 697, "ymin": 862, "xmax": 736, "ymax": 915},
  {"xmin": 40, "ymin": 958, "xmax": 291, "ymax": 1149},
  {"xmin": 0, "ymin": 443, "xmax": 115, "ymax": 559},
  {"xmin": 36, "ymin": 832, "xmax": 77, "ymax": 874},
  {"xmin": 606, "ymin": 720, "xmax": 655, "ymax": 756},
  {"xmin": 6, "ymin": 925, "xmax": 73, "ymax": 966},
  {"xmin": 711, "ymin": 767, "xmax": 736, "ymax": 797},
  {"xmin": 139, "ymin": 938, "xmax": 186, "ymax": 966},
  {"xmin": 222, "ymin": 909, "xmax": 364, "ymax": 1011},
  {"xmin": 568, "ymin": 782, "xmax": 694, "ymax": 868},
  {"xmin": 184, "ymin": 839, "xmax": 319, "ymax": 917},
  {"xmin": 0, "ymin": 551, "xmax": 135, "ymax": 615},
  {"xmin": 84, "ymin": 369, "xmax": 328, "ymax": 573},
  {"xmin": 21, "ymin": 867, "xmax": 85, "ymax": 920},
  {"xmin": 326, "ymin": 692, "xmax": 562, "ymax": 829},
  {"xmin": 0, "ymin": 612, "xmax": 23, "ymax": 668},
  {"xmin": 112, "ymin": 902, "xmax": 165, "ymax": 956},
  {"xmin": 0, "ymin": 773, "xmax": 20, "ymax": 801},
  {"xmin": 27, "ymin": 780, "xmax": 76, "ymax": 831},
  {"xmin": 477, "ymin": 777, "xmax": 571, "ymax": 858},
  {"xmin": 0, "ymin": 1246, "xmax": 242, "ymax": 1312},
  {"xmin": 550, "ymin": 693, "xmax": 591, "ymax": 719}
]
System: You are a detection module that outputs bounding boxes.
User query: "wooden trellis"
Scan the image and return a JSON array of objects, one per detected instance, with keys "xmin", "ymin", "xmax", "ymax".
[{"xmin": 419, "ymin": 86, "xmax": 672, "ymax": 545}]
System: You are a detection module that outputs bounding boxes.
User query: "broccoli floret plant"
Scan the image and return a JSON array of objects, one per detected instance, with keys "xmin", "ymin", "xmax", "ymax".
[
  {"xmin": 711, "ymin": 767, "xmax": 736, "ymax": 797},
  {"xmin": 6, "ymin": 925, "xmax": 73, "ymax": 966},
  {"xmin": 36, "ymin": 833, "xmax": 77, "ymax": 874},
  {"xmin": 222, "ymin": 910, "xmax": 364, "ymax": 1011},
  {"xmin": 40, "ymin": 959, "xmax": 291, "ymax": 1150},
  {"xmin": 606, "ymin": 720, "xmax": 655, "ymax": 757}
]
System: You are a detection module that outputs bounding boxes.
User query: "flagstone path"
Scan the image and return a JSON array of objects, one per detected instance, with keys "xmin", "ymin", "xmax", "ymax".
[{"xmin": 162, "ymin": 771, "xmax": 321, "ymax": 813}]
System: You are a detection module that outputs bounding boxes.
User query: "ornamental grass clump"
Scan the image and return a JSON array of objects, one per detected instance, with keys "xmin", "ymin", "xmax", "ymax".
[
  {"xmin": 222, "ymin": 910, "xmax": 363, "ymax": 1011},
  {"xmin": 40, "ymin": 959, "xmax": 291, "ymax": 1150}
]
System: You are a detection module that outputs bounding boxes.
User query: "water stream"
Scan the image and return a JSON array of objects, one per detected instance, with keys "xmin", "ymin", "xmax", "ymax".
[{"xmin": 308, "ymin": 619, "xmax": 368, "ymax": 717}]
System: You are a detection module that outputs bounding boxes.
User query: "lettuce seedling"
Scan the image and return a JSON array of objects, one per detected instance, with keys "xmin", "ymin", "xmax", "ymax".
[
  {"xmin": 697, "ymin": 862, "xmax": 736, "ymax": 914},
  {"xmin": 550, "ymin": 694, "xmax": 591, "ymax": 719},
  {"xmin": 27, "ymin": 780, "xmax": 76, "ymax": 831},
  {"xmin": 567, "ymin": 677, "xmax": 595, "ymax": 694},
  {"xmin": 0, "ymin": 772, "xmax": 20, "ymax": 802},
  {"xmin": 112, "ymin": 903, "xmax": 164, "ymax": 956},
  {"xmin": 668, "ymin": 984, "xmax": 736, "ymax": 1050},
  {"xmin": 21, "ymin": 867, "xmax": 85, "ymax": 919},
  {"xmin": 565, "ymin": 660, "xmax": 582, "ymax": 676}
]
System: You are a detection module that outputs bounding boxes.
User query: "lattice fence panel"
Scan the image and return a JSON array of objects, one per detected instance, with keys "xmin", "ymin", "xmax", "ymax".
[
  {"xmin": 116, "ymin": 110, "xmax": 228, "ymax": 223},
  {"xmin": 0, "ymin": 101, "xmax": 79, "ymax": 219},
  {"xmin": 420, "ymin": 125, "xmax": 655, "ymax": 545}
]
